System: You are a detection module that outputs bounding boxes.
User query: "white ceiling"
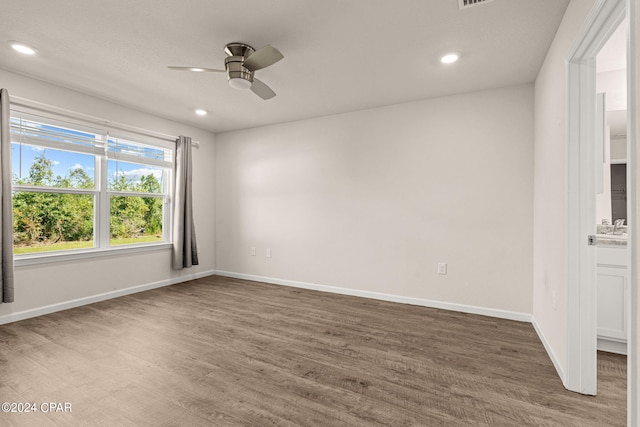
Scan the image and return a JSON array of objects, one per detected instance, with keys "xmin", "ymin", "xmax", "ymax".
[{"xmin": 0, "ymin": 0, "xmax": 570, "ymax": 134}]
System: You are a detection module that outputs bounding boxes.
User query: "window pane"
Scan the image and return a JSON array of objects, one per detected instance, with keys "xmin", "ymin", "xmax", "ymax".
[
  {"xmin": 108, "ymin": 160, "xmax": 164, "ymax": 193},
  {"xmin": 110, "ymin": 195, "xmax": 163, "ymax": 245},
  {"xmin": 108, "ymin": 137, "xmax": 169, "ymax": 163},
  {"xmin": 11, "ymin": 143, "xmax": 95, "ymax": 189},
  {"xmin": 11, "ymin": 115, "xmax": 105, "ymax": 155},
  {"xmin": 10, "ymin": 109, "xmax": 172, "ymax": 257},
  {"xmin": 13, "ymin": 192, "xmax": 94, "ymax": 254}
]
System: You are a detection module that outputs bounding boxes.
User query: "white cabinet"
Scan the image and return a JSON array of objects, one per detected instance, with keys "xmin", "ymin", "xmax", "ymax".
[{"xmin": 597, "ymin": 246, "xmax": 628, "ymax": 354}]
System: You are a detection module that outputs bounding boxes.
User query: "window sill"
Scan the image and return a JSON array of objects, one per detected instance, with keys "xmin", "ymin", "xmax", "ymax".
[{"xmin": 14, "ymin": 242, "xmax": 173, "ymax": 267}]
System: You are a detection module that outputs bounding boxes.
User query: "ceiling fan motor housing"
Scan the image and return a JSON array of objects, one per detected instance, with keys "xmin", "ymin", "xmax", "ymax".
[{"xmin": 224, "ymin": 43, "xmax": 255, "ymax": 89}]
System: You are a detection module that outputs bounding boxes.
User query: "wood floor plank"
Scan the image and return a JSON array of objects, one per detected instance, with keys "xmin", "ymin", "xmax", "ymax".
[{"xmin": 0, "ymin": 275, "xmax": 626, "ymax": 426}]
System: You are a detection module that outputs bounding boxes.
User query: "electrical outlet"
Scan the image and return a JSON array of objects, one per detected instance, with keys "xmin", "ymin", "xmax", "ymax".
[
  {"xmin": 437, "ymin": 262, "xmax": 447, "ymax": 275},
  {"xmin": 251, "ymin": 247, "xmax": 256, "ymax": 256},
  {"xmin": 266, "ymin": 248, "xmax": 272, "ymax": 258}
]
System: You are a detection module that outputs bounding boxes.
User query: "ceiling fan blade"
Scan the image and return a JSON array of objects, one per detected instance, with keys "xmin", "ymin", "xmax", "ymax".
[
  {"xmin": 167, "ymin": 66, "xmax": 225, "ymax": 72},
  {"xmin": 250, "ymin": 78, "xmax": 276, "ymax": 100},
  {"xmin": 243, "ymin": 45, "xmax": 284, "ymax": 71}
]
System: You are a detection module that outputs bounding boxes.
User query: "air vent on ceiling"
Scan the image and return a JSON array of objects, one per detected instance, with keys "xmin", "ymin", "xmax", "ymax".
[{"xmin": 458, "ymin": 0, "xmax": 495, "ymax": 10}]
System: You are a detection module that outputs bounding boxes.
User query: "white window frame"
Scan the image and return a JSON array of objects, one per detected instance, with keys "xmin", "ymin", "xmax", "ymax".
[{"xmin": 10, "ymin": 106, "xmax": 174, "ymax": 266}]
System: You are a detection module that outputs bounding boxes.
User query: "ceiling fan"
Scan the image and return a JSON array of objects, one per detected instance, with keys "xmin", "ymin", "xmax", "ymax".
[{"xmin": 168, "ymin": 42, "xmax": 284, "ymax": 100}]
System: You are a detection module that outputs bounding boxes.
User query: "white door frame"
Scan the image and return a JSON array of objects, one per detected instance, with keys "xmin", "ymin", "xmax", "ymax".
[
  {"xmin": 566, "ymin": 1, "xmax": 638, "ymax": 423},
  {"xmin": 565, "ymin": 0, "xmax": 626, "ymax": 395},
  {"xmin": 626, "ymin": 0, "xmax": 638, "ymax": 424}
]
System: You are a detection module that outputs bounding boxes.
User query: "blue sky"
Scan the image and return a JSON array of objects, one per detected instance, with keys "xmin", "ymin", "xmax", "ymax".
[
  {"xmin": 11, "ymin": 143, "xmax": 92, "ymax": 180},
  {"xmin": 11, "ymin": 143, "xmax": 163, "ymax": 187},
  {"xmin": 11, "ymin": 117, "xmax": 166, "ymax": 187}
]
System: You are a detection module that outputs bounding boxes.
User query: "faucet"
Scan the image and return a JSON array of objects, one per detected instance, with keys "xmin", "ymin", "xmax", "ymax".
[{"xmin": 613, "ymin": 219, "xmax": 625, "ymax": 234}]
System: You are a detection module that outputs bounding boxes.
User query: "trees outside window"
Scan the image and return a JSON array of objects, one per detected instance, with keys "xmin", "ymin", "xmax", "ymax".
[{"xmin": 10, "ymin": 111, "xmax": 172, "ymax": 255}]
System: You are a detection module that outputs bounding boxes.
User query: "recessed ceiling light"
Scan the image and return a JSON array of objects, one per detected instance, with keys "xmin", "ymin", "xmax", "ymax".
[
  {"xmin": 440, "ymin": 53, "xmax": 459, "ymax": 64},
  {"xmin": 9, "ymin": 41, "xmax": 37, "ymax": 55},
  {"xmin": 195, "ymin": 109, "xmax": 208, "ymax": 116}
]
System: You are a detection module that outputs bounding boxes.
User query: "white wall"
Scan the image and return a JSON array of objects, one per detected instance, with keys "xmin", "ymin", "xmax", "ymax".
[
  {"xmin": 532, "ymin": 0, "xmax": 598, "ymax": 376},
  {"xmin": 596, "ymin": 127, "xmax": 612, "ymax": 224},
  {"xmin": 216, "ymin": 84, "xmax": 534, "ymax": 315},
  {"xmin": 597, "ymin": 69, "xmax": 628, "ymax": 111},
  {"xmin": 0, "ymin": 69, "xmax": 216, "ymax": 323},
  {"xmin": 611, "ymin": 137, "xmax": 628, "ymax": 160}
]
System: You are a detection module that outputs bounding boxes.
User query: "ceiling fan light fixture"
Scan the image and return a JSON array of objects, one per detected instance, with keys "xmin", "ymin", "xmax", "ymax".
[
  {"xmin": 228, "ymin": 77, "xmax": 252, "ymax": 90},
  {"xmin": 168, "ymin": 42, "xmax": 282, "ymax": 100}
]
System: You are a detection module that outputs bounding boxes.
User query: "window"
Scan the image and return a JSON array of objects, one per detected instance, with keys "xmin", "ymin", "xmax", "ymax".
[
  {"xmin": 106, "ymin": 135, "xmax": 171, "ymax": 246},
  {"xmin": 10, "ymin": 110, "xmax": 173, "ymax": 256}
]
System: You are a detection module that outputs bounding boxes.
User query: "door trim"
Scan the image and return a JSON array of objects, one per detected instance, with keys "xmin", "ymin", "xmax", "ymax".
[
  {"xmin": 565, "ymin": 0, "xmax": 626, "ymax": 395},
  {"xmin": 626, "ymin": 0, "xmax": 638, "ymax": 423}
]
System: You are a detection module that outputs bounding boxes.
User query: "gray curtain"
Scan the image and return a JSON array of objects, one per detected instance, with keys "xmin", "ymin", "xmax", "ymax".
[
  {"xmin": 172, "ymin": 135, "xmax": 199, "ymax": 269},
  {"xmin": 1, "ymin": 89, "xmax": 14, "ymax": 302}
]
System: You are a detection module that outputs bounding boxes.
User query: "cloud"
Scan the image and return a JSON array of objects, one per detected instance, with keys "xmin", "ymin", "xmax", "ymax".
[
  {"xmin": 51, "ymin": 160, "xmax": 60, "ymax": 166},
  {"xmin": 113, "ymin": 167, "xmax": 162, "ymax": 182},
  {"xmin": 25, "ymin": 145, "xmax": 45, "ymax": 152},
  {"xmin": 69, "ymin": 163, "xmax": 84, "ymax": 170}
]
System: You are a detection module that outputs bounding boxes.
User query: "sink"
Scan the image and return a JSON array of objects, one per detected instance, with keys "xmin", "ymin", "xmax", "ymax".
[{"xmin": 596, "ymin": 234, "xmax": 627, "ymax": 246}]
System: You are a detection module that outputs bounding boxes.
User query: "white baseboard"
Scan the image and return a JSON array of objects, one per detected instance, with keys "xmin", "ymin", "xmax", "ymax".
[
  {"xmin": 214, "ymin": 270, "xmax": 533, "ymax": 323},
  {"xmin": 597, "ymin": 337, "xmax": 627, "ymax": 355},
  {"xmin": 0, "ymin": 269, "xmax": 216, "ymax": 325},
  {"xmin": 531, "ymin": 317, "xmax": 565, "ymax": 383}
]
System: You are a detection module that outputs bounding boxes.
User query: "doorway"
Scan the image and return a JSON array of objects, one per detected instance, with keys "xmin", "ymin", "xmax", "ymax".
[
  {"xmin": 566, "ymin": 0, "xmax": 626, "ymax": 397},
  {"xmin": 595, "ymin": 20, "xmax": 628, "ymax": 357},
  {"xmin": 565, "ymin": 0, "xmax": 638, "ymax": 424}
]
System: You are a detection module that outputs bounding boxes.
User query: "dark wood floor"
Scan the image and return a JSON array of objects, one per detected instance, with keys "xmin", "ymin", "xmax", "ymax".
[{"xmin": 0, "ymin": 275, "xmax": 626, "ymax": 426}]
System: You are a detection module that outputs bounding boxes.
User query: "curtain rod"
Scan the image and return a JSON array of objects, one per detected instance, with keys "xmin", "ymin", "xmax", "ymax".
[{"xmin": 10, "ymin": 95, "xmax": 200, "ymax": 148}]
